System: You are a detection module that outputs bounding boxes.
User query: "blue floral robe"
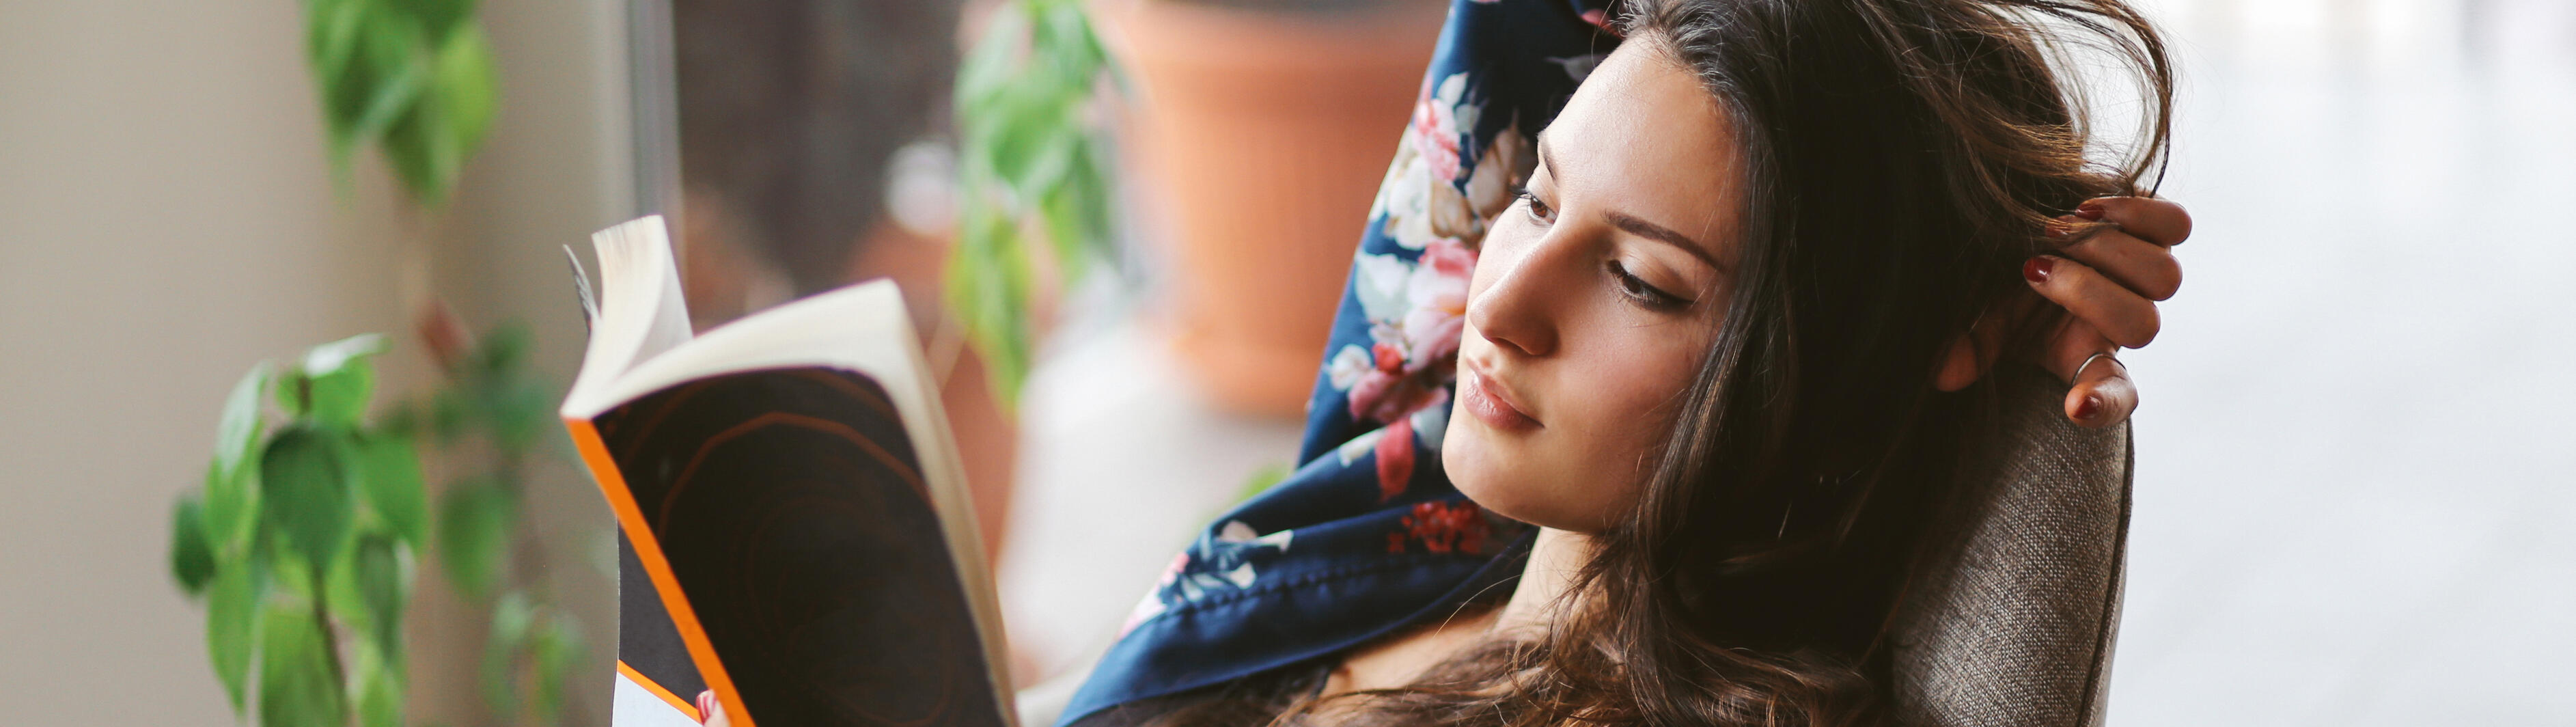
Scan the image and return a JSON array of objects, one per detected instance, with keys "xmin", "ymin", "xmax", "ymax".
[{"xmin": 1059, "ymin": 1, "xmax": 1623, "ymax": 724}]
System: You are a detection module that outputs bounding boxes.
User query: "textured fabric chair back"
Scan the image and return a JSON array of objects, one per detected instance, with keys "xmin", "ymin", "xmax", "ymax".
[{"xmin": 1889, "ymin": 367, "xmax": 2133, "ymax": 727}]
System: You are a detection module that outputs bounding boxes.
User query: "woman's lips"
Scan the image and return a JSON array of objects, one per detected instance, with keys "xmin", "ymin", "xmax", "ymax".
[{"xmin": 1460, "ymin": 363, "xmax": 1541, "ymax": 432}]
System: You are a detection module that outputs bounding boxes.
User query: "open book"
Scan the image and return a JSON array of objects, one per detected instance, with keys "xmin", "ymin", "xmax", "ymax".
[{"xmin": 560, "ymin": 216, "xmax": 1014, "ymax": 727}]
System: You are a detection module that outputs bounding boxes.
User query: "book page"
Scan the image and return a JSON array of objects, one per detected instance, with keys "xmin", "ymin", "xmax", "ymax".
[{"xmin": 565, "ymin": 215, "xmax": 695, "ymax": 417}]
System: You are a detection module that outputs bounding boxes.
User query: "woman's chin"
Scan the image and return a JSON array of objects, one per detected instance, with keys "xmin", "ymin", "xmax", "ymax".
[
  {"xmin": 1443, "ymin": 418, "xmax": 1626, "ymax": 533},
  {"xmin": 1442, "ymin": 421, "xmax": 1552, "ymax": 528}
]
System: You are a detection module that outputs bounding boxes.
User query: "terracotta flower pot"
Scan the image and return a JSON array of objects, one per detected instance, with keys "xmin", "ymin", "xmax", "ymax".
[{"xmin": 1101, "ymin": 0, "xmax": 1448, "ymax": 417}]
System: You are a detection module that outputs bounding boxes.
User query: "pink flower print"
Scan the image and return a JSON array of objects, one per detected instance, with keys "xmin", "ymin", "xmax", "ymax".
[
  {"xmin": 1407, "ymin": 76, "xmax": 1469, "ymax": 185},
  {"xmin": 1340, "ymin": 235, "xmax": 1478, "ymax": 428},
  {"xmin": 1400, "ymin": 236, "xmax": 1476, "ymax": 366},
  {"xmin": 1386, "ymin": 501, "xmax": 1491, "ymax": 555},
  {"xmin": 1372, "ymin": 83, "xmax": 1523, "ymax": 253},
  {"xmin": 1346, "ymin": 352, "xmax": 1449, "ymax": 426},
  {"xmin": 1374, "ymin": 417, "xmax": 1415, "ymax": 502},
  {"xmin": 1374, "ymin": 340, "xmax": 1406, "ymax": 372},
  {"xmin": 1428, "ymin": 122, "xmax": 1533, "ymax": 249}
]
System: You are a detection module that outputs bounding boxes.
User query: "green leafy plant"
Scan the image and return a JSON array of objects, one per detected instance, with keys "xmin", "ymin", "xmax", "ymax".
[
  {"xmin": 402, "ymin": 318, "xmax": 587, "ymax": 725},
  {"xmin": 951, "ymin": 0, "xmax": 1124, "ymax": 406},
  {"xmin": 301, "ymin": 0, "xmax": 499, "ymax": 205},
  {"xmin": 169, "ymin": 335, "xmax": 426, "ymax": 727},
  {"xmin": 171, "ymin": 323, "xmax": 586, "ymax": 727},
  {"xmin": 174, "ymin": 2, "xmax": 530, "ymax": 724}
]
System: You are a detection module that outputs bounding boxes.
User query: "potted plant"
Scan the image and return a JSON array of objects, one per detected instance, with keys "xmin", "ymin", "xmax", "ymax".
[
  {"xmin": 165, "ymin": 1, "xmax": 593, "ymax": 723},
  {"xmin": 949, "ymin": 0, "xmax": 1449, "ymax": 418},
  {"xmin": 1103, "ymin": 0, "xmax": 1449, "ymax": 416}
]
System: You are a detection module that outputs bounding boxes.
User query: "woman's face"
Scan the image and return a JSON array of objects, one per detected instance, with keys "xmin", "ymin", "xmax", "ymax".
[{"xmin": 1442, "ymin": 41, "xmax": 1744, "ymax": 533}]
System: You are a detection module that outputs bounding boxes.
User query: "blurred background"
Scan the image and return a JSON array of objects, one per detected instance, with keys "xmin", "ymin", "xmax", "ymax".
[{"xmin": 1, "ymin": 0, "xmax": 2568, "ymax": 724}]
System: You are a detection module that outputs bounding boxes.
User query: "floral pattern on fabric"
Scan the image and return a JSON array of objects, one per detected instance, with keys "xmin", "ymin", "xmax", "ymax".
[
  {"xmin": 1387, "ymin": 500, "xmax": 1501, "ymax": 555},
  {"xmin": 1116, "ymin": 520, "xmax": 1297, "ymax": 638},
  {"xmin": 1322, "ymin": 66, "xmax": 1538, "ymax": 499},
  {"xmin": 1061, "ymin": 2, "xmax": 1618, "ymax": 725}
]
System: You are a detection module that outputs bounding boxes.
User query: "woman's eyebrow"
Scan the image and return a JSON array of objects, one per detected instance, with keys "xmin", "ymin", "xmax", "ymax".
[
  {"xmin": 1536, "ymin": 131, "xmax": 1726, "ymax": 271},
  {"xmin": 1605, "ymin": 212, "xmax": 1723, "ymax": 271}
]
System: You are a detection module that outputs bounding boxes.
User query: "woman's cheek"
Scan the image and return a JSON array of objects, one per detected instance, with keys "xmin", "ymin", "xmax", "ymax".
[{"xmin": 1590, "ymin": 339, "xmax": 1708, "ymax": 493}]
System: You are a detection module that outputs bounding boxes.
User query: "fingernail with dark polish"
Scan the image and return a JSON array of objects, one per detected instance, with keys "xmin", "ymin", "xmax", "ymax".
[
  {"xmin": 2075, "ymin": 203, "xmax": 2106, "ymax": 221},
  {"xmin": 2074, "ymin": 394, "xmax": 2101, "ymax": 420},
  {"xmin": 2023, "ymin": 256, "xmax": 2055, "ymax": 284}
]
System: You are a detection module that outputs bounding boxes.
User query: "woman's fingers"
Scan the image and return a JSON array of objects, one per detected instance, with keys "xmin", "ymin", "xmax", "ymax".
[
  {"xmin": 699, "ymin": 690, "xmax": 730, "ymax": 727},
  {"xmin": 2053, "ymin": 222, "xmax": 2183, "ymax": 301},
  {"xmin": 2043, "ymin": 320, "xmax": 2136, "ymax": 428},
  {"xmin": 2079, "ymin": 195, "xmax": 2193, "ymax": 247},
  {"xmin": 2025, "ymin": 195, "xmax": 2182, "ymax": 428},
  {"xmin": 2024, "ymin": 255, "xmax": 2160, "ymax": 348}
]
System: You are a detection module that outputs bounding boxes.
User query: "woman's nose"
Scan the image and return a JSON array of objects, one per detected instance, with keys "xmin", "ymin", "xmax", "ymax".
[{"xmin": 1464, "ymin": 230, "xmax": 1566, "ymax": 358}]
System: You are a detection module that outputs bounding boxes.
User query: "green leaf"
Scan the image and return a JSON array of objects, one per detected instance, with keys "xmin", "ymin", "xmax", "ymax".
[
  {"xmin": 267, "ymin": 528, "xmax": 322, "ymax": 600},
  {"xmin": 204, "ymin": 560, "xmax": 262, "ymax": 715},
  {"xmin": 482, "ymin": 374, "xmax": 554, "ymax": 455},
  {"xmin": 946, "ymin": 0, "xmax": 1122, "ymax": 412},
  {"xmin": 473, "ymin": 320, "xmax": 532, "ymax": 377},
  {"xmin": 326, "ymin": 534, "xmax": 409, "ymax": 657},
  {"xmin": 1035, "ymin": 0, "xmax": 1105, "ymax": 87},
  {"xmin": 383, "ymin": 24, "xmax": 497, "ymax": 206},
  {"xmin": 303, "ymin": 333, "xmax": 390, "ymax": 377},
  {"xmin": 436, "ymin": 477, "xmax": 516, "ymax": 600},
  {"xmin": 427, "ymin": 388, "xmax": 471, "ymax": 443},
  {"xmin": 171, "ymin": 493, "xmax": 218, "ymax": 596},
  {"xmin": 206, "ymin": 458, "xmax": 266, "ymax": 562},
  {"xmin": 206, "ymin": 457, "xmax": 264, "ymax": 560},
  {"xmin": 350, "ymin": 637, "xmax": 405, "ymax": 727},
  {"xmin": 1013, "ymin": 124, "xmax": 1081, "ymax": 200},
  {"xmin": 1072, "ymin": 134, "xmax": 1119, "ymax": 257},
  {"xmin": 262, "ymin": 426, "xmax": 357, "ymax": 577},
  {"xmin": 482, "ymin": 591, "xmax": 535, "ymax": 719},
  {"xmin": 306, "ymin": 0, "xmax": 374, "ymax": 159},
  {"xmin": 431, "ymin": 26, "xmax": 497, "ymax": 172},
  {"xmin": 955, "ymin": 1, "xmax": 1028, "ymax": 113},
  {"xmin": 354, "ymin": 433, "xmax": 430, "ymax": 551},
  {"xmin": 377, "ymin": 400, "xmax": 423, "ymax": 440},
  {"xmin": 388, "ymin": 0, "xmax": 475, "ymax": 43},
  {"xmin": 1040, "ymin": 175, "xmax": 1096, "ymax": 283},
  {"xmin": 210, "ymin": 364, "xmax": 272, "ymax": 556},
  {"xmin": 529, "ymin": 614, "xmax": 583, "ymax": 722},
  {"xmin": 215, "ymin": 363, "xmax": 272, "ymax": 481},
  {"xmin": 295, "ymin": 333, "xmax": 389, "ymax": 427},
  {"xmin": 946, "ymin": 208, "xmax": 1036, "ymax": 407},
  {"xmin": 260, "ymin": 599, "xmax": 346, "ymax": 727},
  {"xmin": 988, "ymin": 92, "xmax": 1078, "ymax": 191},
  {"xmin": 346, "ymin": 44, "xmax": 428, "ymax": 169},
  {"xmin": 314, "ymin": 0, "xmax": 427, "ymax": 173}
]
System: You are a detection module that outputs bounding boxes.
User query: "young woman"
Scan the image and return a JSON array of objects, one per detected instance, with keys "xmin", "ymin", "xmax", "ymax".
[
  {"xmin": 1068, "ymin": 0, "xmax": 2187, "ymax": 722},
  {"xmin": 708, "ymin": 0, "xmax": 2189, "ymax": 723}
]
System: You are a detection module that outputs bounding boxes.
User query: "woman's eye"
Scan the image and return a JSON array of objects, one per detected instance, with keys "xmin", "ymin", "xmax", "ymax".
[
  {"xmin": 1607, "ymin": 260, "xmax": 1688, "ymax": 310},
  {"xmin": 1516, "ymin": 190, "xmax": 1554, "ymax": 223}
]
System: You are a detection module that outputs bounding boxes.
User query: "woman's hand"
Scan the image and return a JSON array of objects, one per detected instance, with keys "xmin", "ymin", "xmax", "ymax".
[
  {"xmin": 2025, "ymin": 196, "xmax": 2192, "ymax": 428},
  {"xmin": 697, "ymin": 690, "xmax": 731, "ymax": 727}
]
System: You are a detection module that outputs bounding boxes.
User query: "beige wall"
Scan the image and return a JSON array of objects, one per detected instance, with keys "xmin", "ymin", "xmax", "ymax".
[{"xmin": 0, "ymin": 0, "xmax": 630, "ymax": 722}]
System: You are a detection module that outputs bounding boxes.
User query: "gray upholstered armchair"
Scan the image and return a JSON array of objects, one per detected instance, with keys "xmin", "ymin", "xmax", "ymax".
[{"xmin": 1892, "ymin": 367, "xmax": 2135, "ymax": 726}]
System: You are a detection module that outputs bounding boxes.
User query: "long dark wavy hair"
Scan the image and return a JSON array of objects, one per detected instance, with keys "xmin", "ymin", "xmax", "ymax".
[{"xmin": 1153, "ymin": 0, "xmax": 2172, "ymax": 724}]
